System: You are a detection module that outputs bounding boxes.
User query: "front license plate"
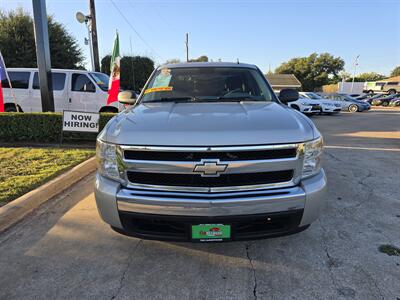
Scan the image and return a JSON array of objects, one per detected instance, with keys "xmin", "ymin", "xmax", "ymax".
[{"xmin": 191, "ymin": 224, "xmax": 231, "ymax": 241}]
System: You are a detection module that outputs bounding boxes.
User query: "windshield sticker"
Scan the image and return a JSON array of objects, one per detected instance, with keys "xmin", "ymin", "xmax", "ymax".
[
  {"xmin": 144, "ymin": 86, "xmax": 173, "ymax": 94},
  {"xmin": 153, "ymin": 68, "xmax": 172, "ymax": 87}
]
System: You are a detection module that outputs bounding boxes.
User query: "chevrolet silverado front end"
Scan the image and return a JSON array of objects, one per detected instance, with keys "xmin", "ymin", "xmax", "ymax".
[{"xmin": 95, "ymin": 62, "xmax": 327, "ymax": 242}]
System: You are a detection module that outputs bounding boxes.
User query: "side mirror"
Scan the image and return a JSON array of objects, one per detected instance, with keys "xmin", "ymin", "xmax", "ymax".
[
  {"xmin": 118, "ymin": 91, "xmax": 137, "ymax": 105},
  {"xmin": 279, "ymin": 89, "xmax": 299, "ymax": 104}
]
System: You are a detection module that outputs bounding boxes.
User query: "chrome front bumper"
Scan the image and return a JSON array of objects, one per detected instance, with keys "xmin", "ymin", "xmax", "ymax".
[{"xmin": 95, "ymin": 169, "xmax": 327, "ymax": 229}]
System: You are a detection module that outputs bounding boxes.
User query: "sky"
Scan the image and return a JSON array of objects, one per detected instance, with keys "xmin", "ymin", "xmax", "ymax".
[{"xmin": 2, "ymin": 0, "xmax": 400, "ymax": 76}]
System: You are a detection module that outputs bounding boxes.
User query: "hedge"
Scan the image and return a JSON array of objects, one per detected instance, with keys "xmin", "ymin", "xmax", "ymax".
[{"xmin": 0, "ymin": 113, "xmax": 116, "ymax": 143}]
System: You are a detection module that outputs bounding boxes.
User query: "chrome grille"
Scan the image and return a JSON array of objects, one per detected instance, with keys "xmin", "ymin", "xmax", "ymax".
[
  {"xmin": 124, "ymin": 148, "xmax": 297, "ymax": 161},
  {"xmin": 118, "ymin": 144, "xmax": 304, "ymax": 192},
  {"xmin": 127, "ymin": 170, "xmax": 294, "ymax": 187}
]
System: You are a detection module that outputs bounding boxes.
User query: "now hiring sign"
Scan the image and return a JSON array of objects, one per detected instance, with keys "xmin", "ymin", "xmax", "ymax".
[{"xmin": 62, "ymin": 111, "xmax": 100, "ymax": 133}]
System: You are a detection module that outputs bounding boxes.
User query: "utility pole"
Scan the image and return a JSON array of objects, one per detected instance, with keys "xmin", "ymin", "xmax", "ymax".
[
  {"xmin": 351, "ymin": 55, "xmax": 360, "ymax": 93},
  {"xmin": 32, "ymin": 0, "xmax": 54, "ymax": 112},
  {"xmin": 185, "ymin": 33, "xmax": 189, "ymax": 62},
  {"xmin": 89, "ymin": 0, "xmax": 100, "ymax": 71}
]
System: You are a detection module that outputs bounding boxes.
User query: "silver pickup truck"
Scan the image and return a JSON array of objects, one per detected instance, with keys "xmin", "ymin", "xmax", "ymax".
[{"xmin": 95, "ymin": 62, "xmax": 327, "ymax": 242}]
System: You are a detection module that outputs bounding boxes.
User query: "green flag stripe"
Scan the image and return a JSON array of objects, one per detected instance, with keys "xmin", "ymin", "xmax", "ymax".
[{"xmin": 110, "ymin": 32, "xmax": 120, "ymax": 73}]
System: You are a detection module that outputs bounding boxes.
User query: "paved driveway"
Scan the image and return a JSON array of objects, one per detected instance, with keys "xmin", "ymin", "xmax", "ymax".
[{"xmin": 0, "ymin": 108, "xmax": 399, "ymax": 299}]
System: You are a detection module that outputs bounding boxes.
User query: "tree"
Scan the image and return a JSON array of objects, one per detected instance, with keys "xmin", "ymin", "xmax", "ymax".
[
  {"xmin": 0, "ymin": 9, "xmax": 84, "ymax": 69},
  {"xmin": 101, "ymin": 55, "xmax": 154, "ymax": 91},
  {"xmin": 346, "ymin": 72, "xmax": 385, "ymax": 82},
  {"xmin": 390, "ymin": 66, "xmax": 400, "ymax": 77},
  {"xmin": 275, "ymin": 53, "xmax": 345, "ymax": 91},
  {"xmin": 190, "ymin": 55, "xmax": 209, "ymax": 62}
]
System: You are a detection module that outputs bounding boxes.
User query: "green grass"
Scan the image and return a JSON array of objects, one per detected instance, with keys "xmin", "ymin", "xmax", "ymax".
[{"xmin": 0, "ymin": 147, "xmax": 95, "ymax": 206}]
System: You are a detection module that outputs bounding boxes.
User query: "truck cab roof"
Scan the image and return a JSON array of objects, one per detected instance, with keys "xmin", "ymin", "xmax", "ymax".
[{"xmin": 159, "ymin": 62, "xmax": 258, "ymax": 70}]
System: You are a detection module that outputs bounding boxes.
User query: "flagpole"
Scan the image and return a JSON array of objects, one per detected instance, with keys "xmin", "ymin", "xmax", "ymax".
[{"xmin": 0, "ymin": 51, "xmax": 19, "ymax": 112}]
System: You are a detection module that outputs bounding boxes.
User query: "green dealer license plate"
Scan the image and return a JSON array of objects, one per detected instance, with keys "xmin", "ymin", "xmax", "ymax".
[{"xmin": 191, "ymin": 224, "xmax": 231, "ymax": 241}]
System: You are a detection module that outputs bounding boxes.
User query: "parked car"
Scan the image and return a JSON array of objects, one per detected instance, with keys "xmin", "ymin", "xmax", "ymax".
[
  {"xmin": 382, "ymin": 81, "xmax": 400, "ymax": 94},
  {"xmin": 300, "ymin": 92, "xmax": 342, "ymax": 114},
  {"xmin": 288, "ymin": 94, "xmax": 321, "ymax": 115},
  {"xmin": 1, "ymin": 68, "xmax": 119, "ymax": 112},
  {"xmin": 348, "ymin": 93, "xmax": 364, "ymax": 98},
  {"xmin": 274, "ymin": 92, "xmax": 320, "ymax": 115},
  {"xmin": 371, "ymin": 93, "xmax": 400, "ymax": 106},
  {"xmin": 358, "ymin": 93, "xmax": 386, "ymax": 104},
  {"xmin": 355, "ymin": 93, "xmax": 379, "ymax": 101},
  {"xmin": 321, "ymin": 93, "xmax": 371, "ymax": 112},
  {"xmin": 390, "ymin": 99, "xmax": 400, "ymax": 106},
  {"xmin": 95, "ymin": 62, "xmax": 327, "ymax": 242}
]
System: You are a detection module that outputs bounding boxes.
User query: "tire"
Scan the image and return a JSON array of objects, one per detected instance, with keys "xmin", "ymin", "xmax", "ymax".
[
  {"xmin": 5, "ymin": 106, "xmax": 17, "ymax": 112},
  {"xmin": 348, "ymin": 104, "xmax": 358, "ymax": 113},
  {"xmin": 368, "ymin": 90, "xmax": 374, "ymax": 94},
  {"xmin": 388, "ymin": 89, "xmax": 397, "ymax": 95},
  {"xmin": 381, "ymin": 101, "xmax": 389, "ymax": 107},
  {"xmin": 99, "ymin": 106, "xmax": 118, "ymax": 113},
  {"xmin": 4, "ymin": 104, "xmax": 22, "ymax": 112},
  {"xmin": 395, "ymin": 102, "xmax": 400, "ymax": 107}
]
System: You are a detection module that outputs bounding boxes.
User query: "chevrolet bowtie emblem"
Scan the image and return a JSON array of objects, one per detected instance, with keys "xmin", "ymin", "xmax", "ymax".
[{"xmin": 193, "ymin": 159, "xmax": 228, "ymax": 177}]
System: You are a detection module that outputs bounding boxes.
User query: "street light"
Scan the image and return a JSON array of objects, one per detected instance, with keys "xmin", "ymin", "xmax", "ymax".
[
  {"xmin": 76, "ymin": 11, "xmax": 95, "ymax": 71},
  {"xmin": 350, "ymin": 55, "xmax": 360, "ymax": 93}
]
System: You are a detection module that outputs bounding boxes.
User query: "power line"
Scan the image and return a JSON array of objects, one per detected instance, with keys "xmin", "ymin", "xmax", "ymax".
[
  {"xmin": 109, "ymin": 0, "xmax": 163, "ymax": 60},
  {"xmin": 126, "ymin": 1, "xmax": 157, "ymax": 33}
]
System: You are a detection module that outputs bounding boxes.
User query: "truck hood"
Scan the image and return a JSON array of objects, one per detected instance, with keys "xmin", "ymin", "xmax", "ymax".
[{"xmin": 102, "ymin": 102, "xmax": 317, "ymax": 146}]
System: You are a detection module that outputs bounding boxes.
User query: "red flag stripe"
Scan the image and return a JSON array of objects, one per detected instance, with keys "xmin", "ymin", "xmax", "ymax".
[{"xmin": 107, "ymin": 79, "xmax": 120, "ymax": 105}]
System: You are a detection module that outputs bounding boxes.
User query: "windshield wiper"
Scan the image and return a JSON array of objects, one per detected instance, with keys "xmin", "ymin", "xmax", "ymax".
[
  {"xmin": 145, "ymin": 95, "xmax": 264, "ymax": 103},
  {"xmin": 145, "ymin": 97, "xmax": 197, "ymax": 103},
  {"xmin": 216, "ymin": 95, "xmax": 263, "ymax": 101}
]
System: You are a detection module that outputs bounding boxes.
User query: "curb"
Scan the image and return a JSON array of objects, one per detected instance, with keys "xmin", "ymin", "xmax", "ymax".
[{"xmin": 0, "ymin": 157, "xmax": 97, "ymax": 233}]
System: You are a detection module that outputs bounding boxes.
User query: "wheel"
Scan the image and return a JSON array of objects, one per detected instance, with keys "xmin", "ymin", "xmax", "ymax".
[
  {"xmin": 99, "ymin": 106, "xmax": 118, "ymax": 113},
  {"xmin": 368, "ymin": 90, "xmax": 374, "ymax": 94},
  {"xmin": 388, "ymin": 89, "xmax": 397, "ymax": 95},
  {"xmin": 395, "ymin": 102, "xmax": 400, "ymax": 107},
  {"xmin": 4, "ymin": 104, "xmax": 22, "ymax": 112},
  {"xmin": 5, "ymin": 106, "xmax": 17, "ymax": 112},
  {"xmin": 381, "ymin": 101, "xmax": 389, "ymax": 107},
  {"xmin": 348, "ymin": 104, "xmax": 358, "ymax": 113}
]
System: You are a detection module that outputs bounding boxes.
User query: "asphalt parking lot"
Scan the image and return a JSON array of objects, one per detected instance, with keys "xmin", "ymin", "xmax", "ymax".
[{"xmin": 0, "ymin": 108, "xmax": 399, "ymax": 300}]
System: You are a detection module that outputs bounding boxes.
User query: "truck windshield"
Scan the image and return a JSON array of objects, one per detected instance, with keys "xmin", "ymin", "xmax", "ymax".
[
  {"xmin": 141, "ymin": 67, "xmax": 275, "ymax": 103},
  {"xmin": 89, "ymin": 72, "xmax": 110, "ymax": 92}
]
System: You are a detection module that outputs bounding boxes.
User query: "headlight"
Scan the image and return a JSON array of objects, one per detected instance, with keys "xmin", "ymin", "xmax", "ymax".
[
  {"xmin": 302, "ymin": 137, "xmax": 323, "ymax": 179},
  {"xmin": 96, "ymin": 139, "xmax": 121, "ymax": 181}
]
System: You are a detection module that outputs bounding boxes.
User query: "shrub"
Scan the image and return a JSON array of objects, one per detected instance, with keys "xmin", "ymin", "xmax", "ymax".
[{"xmin": 0, "ymin": 112, "xmax": 115, "ymax": 143}]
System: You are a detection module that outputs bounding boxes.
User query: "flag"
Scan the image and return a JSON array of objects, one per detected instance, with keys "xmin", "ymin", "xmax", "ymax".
[
  {"xmin": 0, "ymin": 52, "xmax": 7, "ymax": 112},
  {"xmin": 107, "ymin": 32, "xmax": 120, "ymax": 104}
]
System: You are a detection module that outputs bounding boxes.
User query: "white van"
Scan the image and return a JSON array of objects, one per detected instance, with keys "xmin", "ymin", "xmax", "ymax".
[{"xmin": 1, "ymin": 68, "xmax": 120, "ymax": 113}]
